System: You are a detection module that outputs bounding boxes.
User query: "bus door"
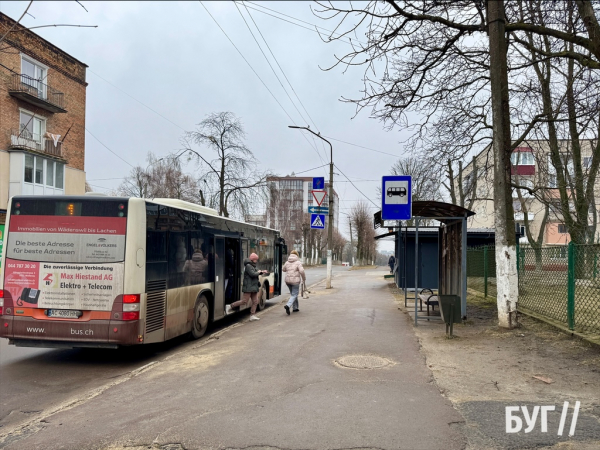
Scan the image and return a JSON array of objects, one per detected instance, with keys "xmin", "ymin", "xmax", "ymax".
[
  {"xmin": 224, "ymin": 237, "xmax": 240, "ymax": 307},
  {"xmin": 240, "ymin": 238, "xmax": 249, "ymax": 302},
  {"xmin": 274, "ymin": 239, "xmax": 285, "ymax": 295},
  {"xmin": 213, "ymin": 236, "xmax": 225, "ymax": 320}
]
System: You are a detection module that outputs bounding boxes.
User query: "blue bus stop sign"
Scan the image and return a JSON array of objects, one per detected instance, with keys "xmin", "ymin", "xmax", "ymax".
[
  {"xmin": 382, "ymin": 175, "xmax": 412, "ymax": 220},
  {"xmin": 312, "ymin": 177, "xmax": 324, "ymax": 190}
]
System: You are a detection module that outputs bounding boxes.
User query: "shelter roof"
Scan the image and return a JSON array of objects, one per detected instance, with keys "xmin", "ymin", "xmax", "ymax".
[{"xmin": 412, "ymin": 201, "xmax": 474, "ymax": 222}]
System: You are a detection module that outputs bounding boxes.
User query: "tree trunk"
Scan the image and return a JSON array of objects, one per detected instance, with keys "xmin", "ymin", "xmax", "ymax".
[
  {"xmin": 447, "ymin": 160, "xmax": 457, "ymax": 205},
  {"xmin": 488, "ymin": 0, "xmax": 518, "ymax": 329}
]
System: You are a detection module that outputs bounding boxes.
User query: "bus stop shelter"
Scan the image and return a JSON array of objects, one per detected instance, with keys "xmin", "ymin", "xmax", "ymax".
[{"xmin": 376, "ymin": 201, "xmax": 475, "ymax": 326}]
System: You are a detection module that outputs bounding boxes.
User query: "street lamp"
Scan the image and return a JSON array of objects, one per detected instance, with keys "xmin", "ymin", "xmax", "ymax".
[{"xmin": 288, "ymin": 125, "xmax": 334, "ymax": 289}]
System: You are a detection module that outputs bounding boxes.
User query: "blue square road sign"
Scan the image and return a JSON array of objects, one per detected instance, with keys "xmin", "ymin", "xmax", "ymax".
[
  {"xmin": 382, "ymin": 175, "xmax": 412, "ymax": 220},
  {"xmin": 310, "ymin": 213, "xmax": 326, "ymax": 229},
  {"xmin": 312, "ymin": 177, "xmax": 325, "ymax": 190}
]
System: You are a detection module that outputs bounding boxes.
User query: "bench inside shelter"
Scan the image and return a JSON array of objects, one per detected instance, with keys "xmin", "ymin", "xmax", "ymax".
[{"xmin": 418, "ymin": 288, "xmax": 439, "ymax": 316}]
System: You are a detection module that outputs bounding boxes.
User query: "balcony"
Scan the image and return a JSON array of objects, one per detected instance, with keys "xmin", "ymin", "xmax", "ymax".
[
  {"xmin": 8, "ymin": 74, "xmax": 66, "ymax": 113},
  {"xmin": 9, "ymin": 129, "xmax": 63, "ymax": 159}
]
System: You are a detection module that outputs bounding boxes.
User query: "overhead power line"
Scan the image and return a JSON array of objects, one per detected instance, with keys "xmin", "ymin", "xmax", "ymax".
[
  {"xmin": 238, "ymin": 1, "xmax": 365, "ymax": 46},
  {"xmin": 85, "ymin": 128, "xmax": 134, "ymax": 168},
  {"xmin": 241, "ymin": 1, "xmax": 330, "ymax": 161},
  {"xmin": 234, "ymin": 2, "xmax": 328, "ymax": 165},
  {"xmin": 335, "ymin": 163, "xmax": 379, "ymax": 208},
  {"xmin": 199, "ymin": 1, "xmax": 325, "ymax": 168},
  {"xmin": 88, "ymin": 69, "xmax": 186, "ymax": 132},
  {"xmin": 324, "ymin": 136, "xmax": 402, "ymax": 158}
]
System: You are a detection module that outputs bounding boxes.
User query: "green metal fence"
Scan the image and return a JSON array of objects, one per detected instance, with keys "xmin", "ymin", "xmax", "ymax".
[
  {"xmin": 519, "ymin": 243, "xmax": 600, "ymax": 334},
  {"xmin": 467, "ymin": 243, "xmax": 600, "ymax": 335},
  {"xmin": 466, "ymin": 245, "xmax": 497, "ymax": 299}
]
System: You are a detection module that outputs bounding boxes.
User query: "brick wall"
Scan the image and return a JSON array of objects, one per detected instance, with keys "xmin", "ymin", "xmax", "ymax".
[{"xmin": 0, "ymin": 12, "xmax": 87, "ymax": 171}]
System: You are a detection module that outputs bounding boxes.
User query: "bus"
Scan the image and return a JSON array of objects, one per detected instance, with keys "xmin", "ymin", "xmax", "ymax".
[{"xmin": 0, "ymin": 195, "xmax": 286, "ymax": 348}]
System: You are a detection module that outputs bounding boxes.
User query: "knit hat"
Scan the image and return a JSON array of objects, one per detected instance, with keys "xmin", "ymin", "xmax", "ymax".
[
  {"xmin": 249, "ymin": 252, "xmax": 259, "ymax": 261},
  {"xmin": 290, "ymin": 250, "xmax": 299, "ymax": 256}
]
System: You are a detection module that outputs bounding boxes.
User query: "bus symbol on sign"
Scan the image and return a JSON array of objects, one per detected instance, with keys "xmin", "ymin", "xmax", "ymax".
[{"xmin": 387, "ymin": 187, "xmax": 407, "ymax": 198}]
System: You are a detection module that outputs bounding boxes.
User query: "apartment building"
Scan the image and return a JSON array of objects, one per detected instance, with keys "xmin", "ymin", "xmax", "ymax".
[
  {"xmin": 266, "ymin": 175, "xmax": 339, "ymax": 226},
  {"xmin": 0, "ymin": 12, "xmax": 88, "ymax": 225},
  {"xmin": 457, "ymin": 140, "xmax": 599, "ymax": 245},
  {"xmin": 254, "ymin": 175, "xmax": 340, "ymax": 255}
]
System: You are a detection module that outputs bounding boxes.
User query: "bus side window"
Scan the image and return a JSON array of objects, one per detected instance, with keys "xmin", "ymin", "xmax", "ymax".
[
  {"xmin": 168, "ymin": 231, "xmax": 188, "ymax": 288},
  {"xmin": 146, "ymin": 231, "xmax": 167, "ymax": 262}
]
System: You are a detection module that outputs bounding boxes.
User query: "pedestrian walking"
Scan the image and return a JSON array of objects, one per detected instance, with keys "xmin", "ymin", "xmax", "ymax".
[
  {"xmin": 230, "ymin": 252, "xmax": 267, "ymax": 321},
  {"xmin": 388, "ymin": 255, "xmax": 396, "ymax": 274},
  {"xmin": 282, "ymin": 250, "xmax": 306, "ymax": 315}
]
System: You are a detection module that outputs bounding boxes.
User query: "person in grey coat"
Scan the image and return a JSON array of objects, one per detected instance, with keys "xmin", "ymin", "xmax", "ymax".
[{"xmin": 230, "ymin": 252, "xmax": 267, "ymax": 321}]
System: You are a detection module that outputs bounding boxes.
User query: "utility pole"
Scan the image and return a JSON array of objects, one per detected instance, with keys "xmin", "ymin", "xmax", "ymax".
[
  {"xmin": 349, "ymin": 221, "xmax": 354, "ymax": 266},
  {"xmin": 288, "ymin": 126, "xmax": 334, "ymax": 288},
  {"xmin": 487, "ymin": 0, "xmax": 518, "ymax": 328}
]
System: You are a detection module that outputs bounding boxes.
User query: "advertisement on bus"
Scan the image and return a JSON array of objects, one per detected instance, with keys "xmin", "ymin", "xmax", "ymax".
[{"xmin": 3, "ymin": 215, "xmax": 126, "ymax": 311}]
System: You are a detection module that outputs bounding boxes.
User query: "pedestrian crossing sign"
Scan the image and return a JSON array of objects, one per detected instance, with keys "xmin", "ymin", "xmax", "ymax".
[{"xmin": 310, "ymin": 213, "xmax": 325, "ymax": 229}]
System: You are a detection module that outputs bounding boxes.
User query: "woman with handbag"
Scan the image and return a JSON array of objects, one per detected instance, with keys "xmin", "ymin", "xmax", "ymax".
[{"xmin": 282, "ymin": 250, "xmax": 306, "ymax": 315}]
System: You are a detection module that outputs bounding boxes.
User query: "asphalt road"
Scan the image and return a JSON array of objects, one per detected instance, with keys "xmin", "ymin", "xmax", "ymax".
[
  {"xmin": 1, "ymin": 265, "xmax": 465, "ymax": 450},
  {"xmin": 0, "ymin": 265, "xmax": 344, "ymax": 433}
]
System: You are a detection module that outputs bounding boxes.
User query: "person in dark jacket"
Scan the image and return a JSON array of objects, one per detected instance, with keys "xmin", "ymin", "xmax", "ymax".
[
  {"xmin": 388, "ymin": 255, "xmax": 396, "ymax": 274},
  {"xmin": 229, "ymin": 252, "xmax": 266, "ymax": 321}
]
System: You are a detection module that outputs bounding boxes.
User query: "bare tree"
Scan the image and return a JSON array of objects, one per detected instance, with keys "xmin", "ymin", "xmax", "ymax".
[
  {"xmin": 314, "ymin": 0, "xmax": 600, "ymax": 327},
  {"xmin": 392, "ymin": 157, "xmax": 442, "ymax": 202},
  {"xmin": 182, "ymin": 112, "xmax": 269, "ymax": 219},
  {"xmin": 118, "ymin": 153, "xmax": 201, "ymax": 203},
  {"xmin": 350, "ymin": 201, "xmax": 377, "ymax": 265},
  {"xmin": 267, "ymin": 181, "xmax": 305, "ymax": 256}
]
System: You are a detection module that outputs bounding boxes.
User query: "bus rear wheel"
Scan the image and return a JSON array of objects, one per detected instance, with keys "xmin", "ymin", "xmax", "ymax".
[
  {"xmin": 258, "ymin": 283, "xmax": 268, "ymax": 311},
  {"xmin": 192, "ymin": 295, "xmax": 210, "ymax": 339}
]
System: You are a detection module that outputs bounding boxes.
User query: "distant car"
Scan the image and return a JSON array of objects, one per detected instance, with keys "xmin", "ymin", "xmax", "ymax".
[{"xmin": 387, "ymin": 187, "xmax": 407, "ymax": 197}]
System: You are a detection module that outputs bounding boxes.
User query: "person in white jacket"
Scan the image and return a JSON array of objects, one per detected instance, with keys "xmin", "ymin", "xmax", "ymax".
[{"xmin": 282, "ymin": 250, "xmax": 306, "ymax": 315}]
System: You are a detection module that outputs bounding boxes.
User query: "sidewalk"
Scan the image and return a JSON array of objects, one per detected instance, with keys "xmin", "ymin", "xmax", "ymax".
[
  {"xmin": 2, "ymin": 267, "xmax": 465, "ymax": 450},
  {"xmin": 391, "ymin": 284, "xmax": 600, "ymax": 450}
]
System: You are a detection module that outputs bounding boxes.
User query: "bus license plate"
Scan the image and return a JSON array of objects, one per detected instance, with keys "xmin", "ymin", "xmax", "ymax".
[{"xmin": 47, "ymin": 309, "xmax": 82, "ymax": 319}]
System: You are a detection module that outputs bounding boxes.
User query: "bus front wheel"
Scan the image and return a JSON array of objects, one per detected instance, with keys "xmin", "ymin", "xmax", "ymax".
[{"xmin": 192, "ymin": 295, "xmax": 210, "ymax": 339}]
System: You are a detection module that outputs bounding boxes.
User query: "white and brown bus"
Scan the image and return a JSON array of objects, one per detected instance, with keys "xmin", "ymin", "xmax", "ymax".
[{"xmin": 0, "ymin": 196, "xmax": 286, "ymax": 348}]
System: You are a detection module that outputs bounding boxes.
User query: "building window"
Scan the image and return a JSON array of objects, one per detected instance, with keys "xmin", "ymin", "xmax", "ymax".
[
  {"xmin": 35, "ymin": 156, "xmax": 43, "ymax": 184},
  {"xmin": 583, "ymin": 156, "xmax": 592, "ymax": 169},
  {"xmin": 23, "ymin": 154, "xmax": 65, "ymax": 188},
  {"xmin": 19, "ymin": 111, "xmax": 45, "ymax": 142},
  {"xmin": 511, "ymin": 151, "xmax": 534, "ymax": 166},
  {"xmin": 21, "ymin": 56, "xmax": 46, "ymax": 98},
  {"xmin": 558, "ymin": 224, "xmax": 567, "ymax": 234},
  {"xmin": 463, "ymin": 172, "xmax": 475, "ymax": 193},
  {"xmin": 46, "ymin": 160, "xmax": 55, "ymax": 187},
  {"xmin": 55, "ymin": 163, "xmax": 64, "ymax": 189},
  {"xmin": 24, "ymin": 154, "xmax": 34, "ymax": 183}
]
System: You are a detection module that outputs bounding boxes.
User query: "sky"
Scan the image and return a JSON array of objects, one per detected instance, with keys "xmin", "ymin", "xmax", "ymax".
[{"xmin": 0, "ymin": 1, "xmax": 410, "ymax": 249}]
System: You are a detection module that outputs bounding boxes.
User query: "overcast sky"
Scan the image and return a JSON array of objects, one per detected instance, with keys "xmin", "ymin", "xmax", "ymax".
[{"xmin": 1, "ymin": 1, "xmax": 409, "ymax": 248}]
